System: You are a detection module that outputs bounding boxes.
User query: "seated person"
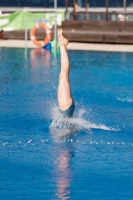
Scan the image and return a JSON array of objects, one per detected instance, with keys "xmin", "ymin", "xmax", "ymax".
[{"xmin": 0, "ymin": 30, "xmax": 4, "ymax": 40}]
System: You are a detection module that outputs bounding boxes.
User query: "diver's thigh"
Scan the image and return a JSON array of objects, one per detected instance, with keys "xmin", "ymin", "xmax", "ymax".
[{"xmin": 58, "ymin": 78, "xmax": 72, "ymax": 110}]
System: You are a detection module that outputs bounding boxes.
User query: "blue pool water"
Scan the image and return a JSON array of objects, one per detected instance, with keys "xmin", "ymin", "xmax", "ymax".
[{"xmin": 0, "ymin": 47, "xmax": 133, "ymax": 199}]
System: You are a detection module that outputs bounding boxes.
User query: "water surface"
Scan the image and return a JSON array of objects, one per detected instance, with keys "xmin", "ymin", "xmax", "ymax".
[{"xmin": 0, "ymin": 47, "xmax": 133, "ymax": 199}]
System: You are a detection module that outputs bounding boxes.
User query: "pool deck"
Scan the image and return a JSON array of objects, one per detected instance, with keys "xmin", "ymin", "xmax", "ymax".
[{"xmin": 0, "ymin": 39, "xmax": 133, "ymax": 52}]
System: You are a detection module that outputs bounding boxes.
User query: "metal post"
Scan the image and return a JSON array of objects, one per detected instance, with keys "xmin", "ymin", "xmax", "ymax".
[
  {"xmin": 25, "ymin": 18, "xmax": 28, "ymax": 59},
  {"xmin": 54, "ymin": 0, "xmax": 57, "ymax": 57},
  {"xmin": 25, "ymin": 18, "xmax": 28, "ymax": 49},
  {"xmin": 54, "ymin": 0, "xmax": 57, "ymax": 42},
  {"xmin": 105, "ymin": 0, "xmax": 109, "ymax": 21},
  {"xmin": 65, "ymin": 0, "xmax": 69, "ymax": 20},
  {"xmin": 123, "ymin": 0, "xmax": 127, "ymax": 21},
  {"xmin": 85, "ymin": 0, "xmax": 89, "ymax": 20},
  {"xmin": 65, "ymin": 0, "xmax": 68, "ymax": 14},
  {"xmin": 73, "ymin": 0, "xmax": 76, "ymax": 20}
]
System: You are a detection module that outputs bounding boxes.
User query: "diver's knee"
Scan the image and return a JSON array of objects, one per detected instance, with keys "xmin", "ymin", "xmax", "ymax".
[{"xmin": 59, "ymin": 73, "xmax": 68, "ymax": 81}]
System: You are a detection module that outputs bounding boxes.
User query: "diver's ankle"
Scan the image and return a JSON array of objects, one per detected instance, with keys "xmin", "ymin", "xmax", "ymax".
[{"xmin": 60, "ymin": 45, "xmax": 67, "ymax": 50}]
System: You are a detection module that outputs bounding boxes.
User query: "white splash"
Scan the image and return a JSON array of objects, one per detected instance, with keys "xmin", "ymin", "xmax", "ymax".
[
  {"xmin": 117, "ymin": 97, "xmax": 133, "ymax": 103},
  {"xmin": 72, "ymin": 117, "xmax": 111, "ymax": 131},
  {"xmin": 28, "ymin": 139, "xmax": 32, "ymax": 144},
  {"xmin": 49, "ymin": 106, "xmax": 116, "ymax": 141}
]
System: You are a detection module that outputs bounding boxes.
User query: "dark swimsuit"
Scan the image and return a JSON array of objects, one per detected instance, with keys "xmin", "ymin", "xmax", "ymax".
[{"xmin": 59, "ymin": 99, "xmax": 75, "ymax": 118}]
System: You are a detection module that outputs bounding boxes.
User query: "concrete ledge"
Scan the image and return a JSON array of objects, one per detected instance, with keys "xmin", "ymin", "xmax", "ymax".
[
  {"xmin": 0, "ymin": 39, "xmax": 133, "ymax": 52},
  {"xmin": 67, "ymin": 42, "xmax": 133, "ymax": 52}
]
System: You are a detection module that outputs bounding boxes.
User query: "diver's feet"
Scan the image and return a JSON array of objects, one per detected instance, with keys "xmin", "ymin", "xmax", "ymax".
[{"xmin": 58, "ymin": 29, "xmax": 68, "ymax": 48}]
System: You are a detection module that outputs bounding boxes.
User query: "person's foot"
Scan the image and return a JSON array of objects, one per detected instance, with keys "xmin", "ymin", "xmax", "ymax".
[{"xmin": 58, "ymin": 29, "xmax": 68, "ymax": 48}]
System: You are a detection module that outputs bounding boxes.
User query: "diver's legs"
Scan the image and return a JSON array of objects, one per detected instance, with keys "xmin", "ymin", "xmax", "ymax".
[{"xmin": 58, "ymin": 29, "xmax": 72, "ymax": 111}]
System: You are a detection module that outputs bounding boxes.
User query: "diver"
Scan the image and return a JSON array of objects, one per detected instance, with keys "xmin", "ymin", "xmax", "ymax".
[
  {"xmin": 57, "ymin": 29, "xmax": 75, "ymax": 118},
  {"xmin": 0, "ymin": 30, "xmax": 4, "ymax": 40}
]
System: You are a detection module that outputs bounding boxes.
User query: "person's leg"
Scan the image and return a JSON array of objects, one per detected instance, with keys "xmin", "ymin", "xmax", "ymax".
[{"xmin": 58, "ymin": 29, "xmax": 72, "ymax": 111}]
